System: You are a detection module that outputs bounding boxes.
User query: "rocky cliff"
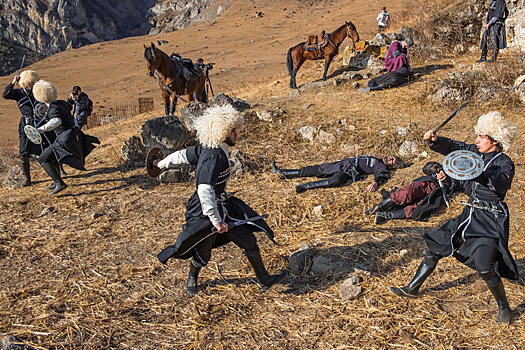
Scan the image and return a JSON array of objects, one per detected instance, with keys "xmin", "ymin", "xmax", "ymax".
[{"xmin": 0, "ymin": 0, "xmax": 229, "ymax": 75}]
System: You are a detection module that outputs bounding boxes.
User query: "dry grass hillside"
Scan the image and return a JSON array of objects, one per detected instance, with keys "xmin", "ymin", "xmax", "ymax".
[{"xmin": 2, "ymin": 0, "xmax": 525, "ymax": 349}]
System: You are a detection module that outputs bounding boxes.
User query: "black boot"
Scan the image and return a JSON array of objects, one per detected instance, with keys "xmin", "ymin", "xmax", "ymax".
[
  {"xmin": 41, "ymin": 161, "xmax": 67, "ymax": 195},
  {"xmin": 488, "ymin": 50, "xmax": 498, "ymax": 63},
  {"xmin": 271, "ymin": 160, "xmax": 301, "ymax": 179},
  {"xmin": 476, "ymin": 50, "xmax": 487, "ymax": 63},
  {"xmin": 295, "ymin": 179, "xmax": 331, "ymax": 193},
  {"xmin": 388, "ymin": 258, "xmax": 437, "ymax": 298},
  {"xmin": 481, "ymin": 271, "xmax": 512, "ymax": 324},
  {"xmin": 365, "ymin": 197, "xmax": 397, "ymax": 216},
  {"xmin": 19, "ymin": 156, "xmax": 31, "ymax": 187},
  {"xmin": 374, "ymin": 208, "xmax": 406, "ymax": 224},
  {"xmin": 58, "ymin": 162, "xmax": 67, "ymax": 177},
  {"xmin": 245, "ymin": 247, "xmax": 287, "ymax": 290},
  {"xmin": 186, "ymin": 260, "xmax": 202, "ymax": 296}
]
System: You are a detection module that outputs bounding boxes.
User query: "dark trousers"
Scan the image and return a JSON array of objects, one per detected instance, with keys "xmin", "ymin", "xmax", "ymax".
[
  {"xmin": 39, "ymin": 145, "xmax": 57, "ymax": 163},
  {"xmin": 193, "ymin": 225, "xmax": 258, "ymax": 266},
  {"xmin": 299, "ymin": 165, "xmax": 352, "ymax": 187},
  {"xmin": 390, "ymin": 181, "xmax": 436, "ymax": 218}
]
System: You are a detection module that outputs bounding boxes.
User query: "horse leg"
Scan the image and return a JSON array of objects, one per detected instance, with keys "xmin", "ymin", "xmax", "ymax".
[
  {"xmin": 169, "ymin": 96, "xmax": 177, "ymax": 115},
  {"xmin": 292, "ymin": 58, "xmax": 306, "ymax": 89},
  {"xmin": 323, "ymin": 57, "xmax": 332, "ymax": 81}
]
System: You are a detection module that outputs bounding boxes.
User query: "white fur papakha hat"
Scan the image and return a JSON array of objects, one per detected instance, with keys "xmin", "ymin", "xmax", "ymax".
[
  {"xmin": 474, "ymin": 111, "xmax": 516, "ymax": 152},
  {"xmin": 33, "ymin": 80, "xmax": 57, "ymax": 104},
  {"xmin": 19, "ymin": 70, "xmax": 40, "ymax": 89},
  {"xmin": 194, "ymin": 104, "xmax": 244, "ymax": 148}
]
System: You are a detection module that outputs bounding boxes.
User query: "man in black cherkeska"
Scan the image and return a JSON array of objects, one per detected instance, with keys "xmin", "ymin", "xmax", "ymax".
[
  {"xmin": 365, "ymin": 161, "xmax": 460, "ymax": 224},
  {"xmin": 2, "ymin": 70, "xmax": 55, "ymax": 187},
  {"xmin": 476, "ymin": 0, "xmax": 508, "ymax": 63},
  {"xmin": 272, "ymin": 155, "xmax": 401, "ymax": 193},
  {"xmin": 156, "ymin": 105, "xmax": 287, "ymax": 296},
  {"xmin": 67, "ymin": 86, "xmax": 91, "ymax": 130},
  {"xmin": 33, "ymin": 80, "xmax": 100, "ymax": 195},
  {"xmin": 389, "ymin": 111, "xmax": 517, "ymax": 325}
]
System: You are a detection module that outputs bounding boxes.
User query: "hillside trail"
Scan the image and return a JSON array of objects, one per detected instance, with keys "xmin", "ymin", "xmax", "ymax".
[{"xmin": 0, "ymin": 0, "xmax": 419, "ymax": 149}]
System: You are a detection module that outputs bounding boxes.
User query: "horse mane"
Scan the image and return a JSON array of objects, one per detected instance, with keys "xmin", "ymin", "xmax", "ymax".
[{"xmin": 327, "ymin": 21, "xmax": 356, "ymax": 35}]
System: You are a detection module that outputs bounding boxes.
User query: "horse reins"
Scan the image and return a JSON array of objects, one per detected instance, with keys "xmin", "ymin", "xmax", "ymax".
[{"xmin": 154, "ymin": 70, "xmax": 190, "ymax": 104}]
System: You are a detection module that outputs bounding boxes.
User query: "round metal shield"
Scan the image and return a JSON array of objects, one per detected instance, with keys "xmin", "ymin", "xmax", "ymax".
[
  {"xmin": 33, "ymin": 103, "xmax": 48, "ymax": 122},
  {"xmin": 442, "ymin": 150, "xmax": 484, "ymax": 180},
  {"xmin": 24, "ymin": 125, "xmax": 42, "ymax": 145},
  {"xmin": 146, "ymin": 147, "xmax": 164, "ymax": 178}
]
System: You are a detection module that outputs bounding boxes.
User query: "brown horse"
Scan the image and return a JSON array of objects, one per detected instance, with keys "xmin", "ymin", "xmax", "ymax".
[
  {"xmin": 287, "ymin": 22, "xmax": 359, "ymax": 89},
  {"xmin": 144, "ymin": 42, "xmax": 206, "ymax": 115}
]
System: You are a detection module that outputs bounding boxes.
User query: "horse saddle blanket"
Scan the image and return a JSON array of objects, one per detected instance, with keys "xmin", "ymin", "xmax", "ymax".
[{"xmin": 305, "ymin": 31, "xmax": 327, "ymax": 48}]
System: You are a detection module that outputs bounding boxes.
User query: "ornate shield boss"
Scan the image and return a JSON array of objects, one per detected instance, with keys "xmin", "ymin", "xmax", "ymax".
[
  {"xmin": 146, "ymin": 147, "xmax": 164, "ymax": 178},
  {"xmin": 442, "ymin": 150, "xmax": 484, "ymax": 180},
  {"xmin": 33, "ymin": 103, "xmax": 48, "ymax": 122},
  {"xmin": 24, "ymin": 125, "xmax": 42, "ymax": 145}
]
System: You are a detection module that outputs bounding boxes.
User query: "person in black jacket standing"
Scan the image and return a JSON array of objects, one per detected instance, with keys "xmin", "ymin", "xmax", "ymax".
[
  {"xmin": 389, "ymin": 111, "xmax": 517, "ymax": 325},
  {"xmin": 2, "ymin": 70, "xmax": 55, "ymax": 187},
  {"xmin": 67, "ymin": 86, "xmax": 91, "ymax": 130},
  {"xmin": 477, "ymin": 0, "xmax": 508, "ymax": 63},
  {"xmin": 33, "ymin": 80, "xmax": 99, "ymax": 195},
  {"xmin": 156, "ymin": 105, "xmax": 287, "ymax": 296}
]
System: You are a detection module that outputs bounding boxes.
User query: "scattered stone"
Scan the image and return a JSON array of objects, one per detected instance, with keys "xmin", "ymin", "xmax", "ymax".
[
  {"xmin": 298, "ymin": 126, "xmax": 316, "ymax": 142},
  {"xmin": 289, "ymin": 89, "xmax": 299, "ymax": 96},
  {"xmin": 400, "ymin": 249, "xmax": 409, "ymax": 256},
  {"xmin": 399, "ymin": 140, "xmax": 418, "ymax": 156},
  {"xmin": 140, "ymin": 115, "xmax": 189, "ymax": 155},
  {"xmin": 339, "ymin": 275, "xmax": 362, "ymax": 301},
  {"xmin": 333, "ymin": 78, "xmax": 344, "ymax": 86},
  {"xmin": 231, "ymin": 96, "xmax": 251, "ymax": 111},
  {"xmin": 351, "ymin": 81, "xmax": 361, "ymax": 89},
  {"xmin": 476, "ymin": 85, "xmax": 501, "ymax": 103},
  {"xmin": 313, "ymin": 205, "xmax": 324, "ymax": 217},
  {"xmin": 289, "ymin": 243, "xmax": 316, "ymax": 274},
  {"xmin": 316, "ymin": 130, "xmax": 336, "ymax": 144},
  {"xmin": 344, "ymin": 50, "xmax": 372, "ymax": 69},
  {"xmin": 341, "ymin": 144, "xmax": 359, "ymax": 154},
  {"xmin": 303, "ymin": 103, "xmax": 312, "ymax": 110},
  {"xmin": 209, "ymin": 92, "xmax": 234, "ymax": 108},
  {"xmin": 256, "ymin": 108, "xmax": 285, "ymax": 122},
  {"xmin": 469, "ymin": 45, "xmax": 478, "ymax": 53},
  {"xmin": 179, "ymin": 101, "xmax": 208, "ymax": 132},
  {"xmin": 0, "ymin": 335, "xmax": 25, "ymax": 350},
  {"xmin": 3, "ymin": 165, "xmax": 25, "ymax": 189},
  {"xmin": 229, "ymin": 149, "xmax": 246, "ymax": 175},
  {"xmin": 311, "ymin": 256, "xmax": 352, "ymax": 275},
  {"xmin": 159, "ymin": 169, "xmax": 180, "ymax": 183},
  {"xmin": 91, "ymin": 212, "xmax": 103, "ymax": 219},
  {"xmin": 396, "ymin": 126, "xmax": 408, "ymax": 136},
  {"xmin": 121, "ymin": 135, "xmax": 147, "ymax": 163},
  {"xmin": 40, "ymin": 206, "xmax": 55, "ymax": 217},
  {"xmin": 372, "ymin": 33, "xmax": 389, "ymax": 46}
]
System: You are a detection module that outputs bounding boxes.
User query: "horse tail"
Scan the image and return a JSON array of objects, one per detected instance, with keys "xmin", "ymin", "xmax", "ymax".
[{"xmin": 286, "ymin": 47, "xmax": 294, "ymax": 76}]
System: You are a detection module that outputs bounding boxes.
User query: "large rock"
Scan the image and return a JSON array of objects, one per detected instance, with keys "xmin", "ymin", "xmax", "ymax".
[
  {"xmin": 427, "ymin": 71, "xmax": 485, "ymax": 104},
  {"xmin": 339, "ymin": 276, "xmax": 362, "ymax": 301},
  {"xmin": 506, "ymin": 8, "xmax": 525, "ymax": 51},
  {"xmin": 121, "ymin": 136, "xmax": 147, "ymax": 162},
  {"xmin": 344, "ymin": 49, "xmax": 372, "ymax": 69},
  {"xmin": 298, "ymin": 126, "xmax": 316, "ymax": 142},
  {"xmin": 140, "ymin": 115, "xmax": 190, "ymax": 155},
  {"xmin": 310, "ymin": 256, "xmax": 352, "ymax": 275},
  {"xmin": 209, "ymin": 93, "xmax": 234, "ymax": 108},
  {"xmin": 476, "ymin": 85, "xmax": 502, "ymax": 103},
  {"xmin": 180, "ymin": 101, "xmax": 208, "ymax": 132},
  {"xmin": 256, "ymin": 108, "xmax": 285, "ymax": 122},
  {"xmin": 399, "ymin": 140, "xmax": 418, "ymax": 157},
  {"xmin": 289, "ymin": 243, "xmax": 316, "ymax": 274}
]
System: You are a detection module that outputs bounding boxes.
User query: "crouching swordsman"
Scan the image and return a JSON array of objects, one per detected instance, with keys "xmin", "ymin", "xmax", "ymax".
[
  {"xmin": 32, "ymin": 80, "xmax": 100, "ymax": 195},
  {"xmin": 156, "ymin": 105, "xmax": 287, "ymax": 296},
  {"xmin": 389, "ymin": 112, "xmax": 518, "ymax": 325}
]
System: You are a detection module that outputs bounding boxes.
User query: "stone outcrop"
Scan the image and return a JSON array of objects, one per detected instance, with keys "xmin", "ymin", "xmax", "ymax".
[{"xmin": 140, "ymin": 115, "xmax": 190, "ymax": 155}]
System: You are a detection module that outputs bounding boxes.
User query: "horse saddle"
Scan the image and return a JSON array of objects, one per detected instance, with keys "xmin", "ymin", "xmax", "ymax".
[
  {"xmin": 305, "ymin": 30, "xmax": 328, "ymax": 49},
  {"xmin": 170, "ymin": 53, "xmax": 202, "ymax": 81}
]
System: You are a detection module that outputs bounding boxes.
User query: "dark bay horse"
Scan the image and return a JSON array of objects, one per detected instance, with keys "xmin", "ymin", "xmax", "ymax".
[
  {"xmin": 287, "ymin": 22, "xmax": 359, "ymax": 89},
  {"xmin": 144, "ymin": 42, "xmax": 206, "ymax": 115}
]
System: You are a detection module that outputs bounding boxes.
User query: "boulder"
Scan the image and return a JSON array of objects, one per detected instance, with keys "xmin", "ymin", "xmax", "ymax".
[
  {"xmin": 311, "ymin": 256, "xmax": 352, "ymax": 275},
  {"xmin": 289, "ymin": 243, "xmax": 316, "ymax": 274},
  {"xmin": 316, "ymin": 130, "xmax": 336, "ymax": 144},
  {"xmin": 339, "ymin": 275, "xmax": 362, "ymax": 301},
  {"xmin": 367, "ymin": 55, "xmax": 386, "ymax": 73},
  {"xmin": 121, "ymin": 136, "xmax": 147, "ymax": 162},
  {"xmin": 372, "ymin": 33, "xmax": 389, "ymax": 46},
  {"xmin": 256, "ymin": 108, "xmax": 285, "ymax": 122},
  {"xmin": 231, "ymin": 96, "xmax": 251, "ymax": 111},
  {"xmin": 312, "ymin": 205, "xmax": 324, "ymax": 217},
  {"xmin": 140, "ymin": 115, "xmax": 190, "ymax": 155},
  {"xmin": 344, "ymin": 50, "xmax": 372, "ymax": 69},
  {"xmin": 180, "ymin": 101, "xmax": 208, "ymax": 132},
  {"xmin": 209, "ymin": 92, "xmax": 234, "ymax": 108},
  {"xmin": 476, "ymin": 85, "xmax": 501, "ymax": 103}
]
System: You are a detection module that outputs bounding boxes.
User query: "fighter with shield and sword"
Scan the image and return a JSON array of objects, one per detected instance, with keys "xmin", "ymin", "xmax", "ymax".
[
  {"xmin": 389, "ymin": 110, "xmax": 517, "ymax": 325},
  {"xmin": 150, "ymin": 105, "xmax": 287, "ymax": 296}
]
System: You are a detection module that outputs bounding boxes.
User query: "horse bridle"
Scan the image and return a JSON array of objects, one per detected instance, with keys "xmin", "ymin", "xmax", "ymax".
[{"xmin": 346, "ymin": 23, "xmax": 357, "ymax": 52}]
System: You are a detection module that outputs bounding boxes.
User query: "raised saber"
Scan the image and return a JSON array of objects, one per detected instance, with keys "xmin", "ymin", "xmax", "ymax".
[
  {"xmin": 433, "ymin": 100, "xmax": 471, "ymax": 134},
  {"xmin": 19, "ymin": 55, "xmax": 26, "ymax": 71}
]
